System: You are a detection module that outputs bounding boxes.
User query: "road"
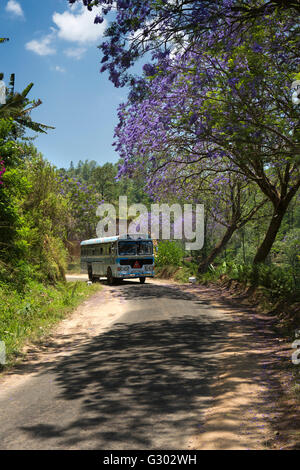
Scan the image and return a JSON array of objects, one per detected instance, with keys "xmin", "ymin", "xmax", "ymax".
[{"xmin": 0, "ymin": 277, "xmax": 282, "ymax": 449}]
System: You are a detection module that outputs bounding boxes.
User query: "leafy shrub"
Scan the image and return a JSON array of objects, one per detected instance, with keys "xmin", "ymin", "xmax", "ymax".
[
  {"xmin": 174, "ymin": 263, "xmax": 198, "ymax": 283},
  {"xmin": 0, "ymin": 280, "xmax": 102, "ymax": 367},
  {"xmin": 273, "ymin": 228, "xmax": 300, "ymax": 283},
  {"xmin": 199, "ymin": 261, "xmax": 297, "ymax": 299},
  {"xmin": 155, "ymin": 241, "xmax": 184, "ymax": 267}
]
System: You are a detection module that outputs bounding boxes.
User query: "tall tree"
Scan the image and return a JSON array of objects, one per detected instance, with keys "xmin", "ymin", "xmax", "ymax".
[
  {"xmin": 69, "ymin": 0, "xmax": 300, "ymax": 87},
  {"xmin": 114, "ymin": 14, "xmax": 299, "ymax": 264},
  {"xmin": 0, "ymin": 74, "xmax": 54, "ymax": 133}
]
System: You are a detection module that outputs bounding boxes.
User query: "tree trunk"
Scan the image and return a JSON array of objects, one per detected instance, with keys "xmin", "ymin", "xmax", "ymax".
[
  {"xmin": 198, "ymin": 224, "xmax": 237, "ymax": 273},
  {"xmin": 253, "ymin": 176, "xmax": 300, "ymax": 265},
  {"xmin": 253, "ymin": 203, "xmax": 287, "ymax": 264}
]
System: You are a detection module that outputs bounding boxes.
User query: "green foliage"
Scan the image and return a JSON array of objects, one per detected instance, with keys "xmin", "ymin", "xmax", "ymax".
[
  {"xmin": 199, "ymin": 261, "xmax": 297, "ymax": 300},
  {"xmin": 59, "ymin": 159, "xmax": 152, "ymax": 241},
  {"xmin": 0, "ymin": 71, "xmax": 54, "ymax": 133},
  {"xmin": 90, "ymin": 162, "xmax": 118, "ymax": 201},
  {"xmin": 0, "ymin": 117, "xmax": 70, "ymax": 286},
  {"xmin": 57, "ymin": 172, "xmax": 101, "ymax": 241},
  {"xmin": 155, "ymin": 260, "xmax": 198, "ymax": 283},
  {"xmin": 22, "ymin": 156, "xmax": 70, "ymax": 283},
  {"xmin": 0, "ymin": 280, "xmax": 102, "ymax": 367},
  {"xmin": 155, "ymin": 241, "xmax": 184, "ymax": 267},
  {"xmin": 0, "ymin": 55, "xmax": 106, "ymax": 369},
  {"xmin": 175, "ymin": 262, "xmax": 198, "ymax": 283},
  {"xmin": 273, "ymin": 228, "xmax": 300, "ymax": 283},
  {"xmin": 0, "ymin": 167, "xmax": 31, "ymax": 267},
  {"xmin": 0, "ymin": 118, "xmax": 27, "ymax": 167}
]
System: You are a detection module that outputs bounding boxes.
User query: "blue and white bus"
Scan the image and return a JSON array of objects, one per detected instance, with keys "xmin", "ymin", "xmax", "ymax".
[{"xmin": 80, "ymin": 234, "xmax": 154, "ymax": 285}]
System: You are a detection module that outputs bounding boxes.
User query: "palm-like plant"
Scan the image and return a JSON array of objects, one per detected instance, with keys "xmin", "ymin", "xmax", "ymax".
[
  {"xmin": 0, "ymin": 38, "xmax": 54, "ymax": 134},
  {"xmin": 0, "ymin": 74, "xmax": 54, "ymax": 133}
]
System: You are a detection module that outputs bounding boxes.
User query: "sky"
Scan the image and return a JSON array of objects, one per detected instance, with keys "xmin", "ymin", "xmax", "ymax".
[{"xmin": 0, "ymin": 0, "xmax": 131, "ymax": 169}]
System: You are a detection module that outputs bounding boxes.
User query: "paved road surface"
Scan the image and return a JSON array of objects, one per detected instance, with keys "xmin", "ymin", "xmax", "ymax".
[{"xmin": 0, "ymin": 277, "xmax": 265, "ymax": 449}]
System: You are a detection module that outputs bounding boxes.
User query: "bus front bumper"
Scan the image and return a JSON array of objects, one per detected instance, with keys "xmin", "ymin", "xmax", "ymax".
[{"xmin": 118, "ymin": 273, "xmax": 154, "ymax": 279}]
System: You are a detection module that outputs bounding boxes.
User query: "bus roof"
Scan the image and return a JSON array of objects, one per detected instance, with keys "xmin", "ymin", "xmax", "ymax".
[{"xmin": 80, "ymin": 234, "xmax": 151, "ymax": 246}]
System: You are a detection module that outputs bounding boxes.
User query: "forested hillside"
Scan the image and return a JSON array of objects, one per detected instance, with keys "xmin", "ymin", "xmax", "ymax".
[{"xmin": 58, "ymin": 159, "xmax": 151, "ymax": 241}]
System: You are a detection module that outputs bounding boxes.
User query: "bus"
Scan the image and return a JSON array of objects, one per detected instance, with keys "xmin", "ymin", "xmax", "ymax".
[{"xmin": 80, "ymin": 234, "xmax": 155, "ymax": 285}]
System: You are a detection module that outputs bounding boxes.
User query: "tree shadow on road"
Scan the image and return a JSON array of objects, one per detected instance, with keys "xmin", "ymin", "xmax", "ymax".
[
  {"xmin": 13, "ymin": 281, "xmax": 294, "ymax": 449},
  {"xmin": 19, "ymin": 299, "xmax": 234, "ymax": 448}
]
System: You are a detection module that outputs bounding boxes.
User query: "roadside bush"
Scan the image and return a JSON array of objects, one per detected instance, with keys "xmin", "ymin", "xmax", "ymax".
[
  {"xmin": 199, "ymin": 261, "xmax": 297, "ymax": 299},
  {"xmin": 155, "ymin": 241, "xmax": 184, "ymax": 267},
  {"xmin": 272, "ymin": 228, "xmax": 300, "ymax": 285},
  {"xmin": 174, "ymin": 262, "xmax": 198, "ymax": 283},
  {"xmin": 232, "ymin": 262, "xmax": 295, "ymax": 298},
  {"xmin": 0, "ymin": 280, "xmax": 102, "ymax": 367}
]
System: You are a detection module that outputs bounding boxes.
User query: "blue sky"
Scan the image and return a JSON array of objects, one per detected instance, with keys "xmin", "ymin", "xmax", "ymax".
[{"xmin": 0, "ymin": 0, "xmax": 131, "ymax": 169}]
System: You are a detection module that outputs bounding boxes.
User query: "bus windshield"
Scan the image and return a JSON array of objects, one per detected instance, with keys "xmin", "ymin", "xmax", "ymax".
[{"xmin": 118, "ymin": 241, "xmax": 153, "ymax": 256}]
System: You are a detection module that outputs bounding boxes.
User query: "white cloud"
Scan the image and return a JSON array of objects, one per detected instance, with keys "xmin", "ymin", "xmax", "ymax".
[
  {"xmin": 25, "ymin": 31, "xmax": 56, "ymax": 56},
  {"xmin": 52, "ymin": 4, "xmax": 106, "ymax": 44},
  {"xmin": 64, "ymin": 47, "xmax": 87, "ymax": 60},
  {"xmin": 25, "ymin": 4, "xmax": 106, "ymax": 61},
  {"xmin": 5, "ymin": 0, "xmax": 24, "ymax": 18},
  {"xmin": 53, "ymin": 65, "xmax": 66, "ymax": 73}
]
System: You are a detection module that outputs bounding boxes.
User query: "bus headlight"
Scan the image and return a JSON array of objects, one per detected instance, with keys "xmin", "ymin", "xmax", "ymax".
[{"xmin": 118, "ymin": 265, "xmax": 129, "ymax": 271}]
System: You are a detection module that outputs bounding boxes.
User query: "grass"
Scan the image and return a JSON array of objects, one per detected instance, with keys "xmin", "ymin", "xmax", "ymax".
[
  {"xmin": 0, "ymin": 279, "xmax": 102, "ymax": 368},
  {"xmin": 155, "ymin": 261, "xmax": 198, "ymax": 283}
]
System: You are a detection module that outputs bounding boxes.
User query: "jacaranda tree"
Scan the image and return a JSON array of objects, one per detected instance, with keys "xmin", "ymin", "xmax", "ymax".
[
  {"xmin": 114, "ymin": 12, "xmax": 299, "ymax": 266},
  {"xmin": 69, "ymin": 0, "xmax": 300, "ymax": 87}
]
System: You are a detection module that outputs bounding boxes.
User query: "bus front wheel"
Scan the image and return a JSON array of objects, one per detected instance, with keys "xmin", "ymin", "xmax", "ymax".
[
  {"xmin": 88, "ymin": 265, "xmax": 93, "ymax": 282},
  {"xmin": 107, "ymin": 268, "xmax": 115, "ymax": 285}
]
